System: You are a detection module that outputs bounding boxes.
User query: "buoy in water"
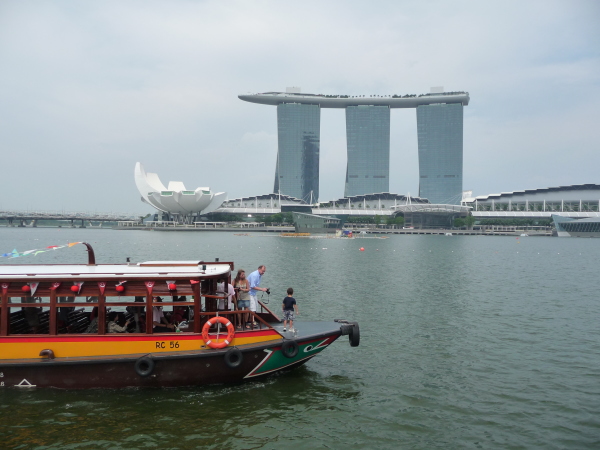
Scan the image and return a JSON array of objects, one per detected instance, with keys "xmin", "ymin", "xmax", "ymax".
[{"xmin": 359, "ymin": 247, "xmax": 365, "ymax": 251}]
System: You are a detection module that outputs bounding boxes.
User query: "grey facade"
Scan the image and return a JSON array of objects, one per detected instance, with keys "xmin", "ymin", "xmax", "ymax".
[
  {"xmin": 553, "ymin": 215, "xmax": 600, "ymax": 237},
  {"xmin": 345, "ymin": 106, "xmax": 390, "ymax": 197},
  {"xmin": 273, "ymin": 103, "xmax": 320, "ymax": 202},
  {"xmin": 417, "ymin": 103, "xmax": 464, "ymax": 205},
  {"xmin": 239, "ymin": 90, "xmax": 469, "ymax": 203},
  {"xmin": 293, "ymin": 212, "xmax": 342, "ymax": 233}
]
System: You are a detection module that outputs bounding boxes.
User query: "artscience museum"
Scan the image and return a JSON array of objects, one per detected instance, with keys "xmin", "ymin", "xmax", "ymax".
[{"xmin": 134, "ymin": 162, "xmax": 226, "ymax": 223}]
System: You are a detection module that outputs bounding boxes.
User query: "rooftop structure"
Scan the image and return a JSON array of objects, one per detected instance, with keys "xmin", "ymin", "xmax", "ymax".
[
  {"xmin": 465, "ymin": 184, "xmax": 600, "ymax": 202},
  {"xmin": 238, "ymin": 91, "xmax": 470, "ymax": 108},
  {"xmin": 463, "ymin": 184, "xmax": 600, "ymax": 219}
]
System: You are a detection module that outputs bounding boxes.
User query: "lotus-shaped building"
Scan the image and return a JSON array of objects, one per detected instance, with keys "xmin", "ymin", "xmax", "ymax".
[{"xmin": 134, "ymin": 162, "xmax": 226, "ymax": 221}]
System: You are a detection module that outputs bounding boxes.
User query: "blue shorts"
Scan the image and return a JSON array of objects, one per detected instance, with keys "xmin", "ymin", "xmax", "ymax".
[
  {"xmin": 283, "ymin": 310, "xmax": 295, "ymax": 321},
  {"xmin": 238, "ymin": 300, "xmax": 250, "ymax": 309}
]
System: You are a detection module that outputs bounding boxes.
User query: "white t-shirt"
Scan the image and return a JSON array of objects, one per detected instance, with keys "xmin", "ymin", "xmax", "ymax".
[
  {"xmin": 152, "ymin": 307, "xmax": 164, "ymax": 327},
  {"xmin": 217, "ymin": 284, "xmax": 235, "ymax": 310}
]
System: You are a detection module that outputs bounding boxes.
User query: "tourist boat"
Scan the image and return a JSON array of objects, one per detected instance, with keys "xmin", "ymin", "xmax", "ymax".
[{"xmin": 0, "ymin": 244, "xmax": 359, "ymax": 389}]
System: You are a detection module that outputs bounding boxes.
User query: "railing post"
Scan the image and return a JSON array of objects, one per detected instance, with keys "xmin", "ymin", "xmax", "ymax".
[
  {"xmin": 0, "ymin": 290, "xmax": 8, "ymax": 336},
  {"xmin": 98, "ymin": 294, "xmax": 106, "ymax": 335},
  {"xmin": 49, "ymin": 290, "xmax": 57, "ymax": 336},
  {"xmin": 193, "ymin": 282, "xmax": 201, "ymax": 334}
]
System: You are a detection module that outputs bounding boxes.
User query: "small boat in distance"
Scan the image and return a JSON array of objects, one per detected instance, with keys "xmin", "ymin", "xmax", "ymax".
[{"xmin": 0, "ymin": 244, "xmax": 359, "ymax": 389}]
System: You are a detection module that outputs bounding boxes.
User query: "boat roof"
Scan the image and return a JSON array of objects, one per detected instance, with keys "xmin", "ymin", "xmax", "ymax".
[{"xmin": 0, "ymin": 261, "xmax": 231, "ymax": 281}]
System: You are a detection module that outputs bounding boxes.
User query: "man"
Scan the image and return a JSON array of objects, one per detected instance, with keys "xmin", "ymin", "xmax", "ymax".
[
  {"xmin": 152, "ymin": 297, "xmax": 175, "ymax": 332},
  {"xmin": 247, "ymin": 265, "xmax": 268, "ymax": 328}
]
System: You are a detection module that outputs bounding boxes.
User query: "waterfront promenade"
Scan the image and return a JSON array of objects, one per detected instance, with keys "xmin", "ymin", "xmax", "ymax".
[{"xmin": 115, "ymin": 221, "xmax": 552, "ymax": 236}]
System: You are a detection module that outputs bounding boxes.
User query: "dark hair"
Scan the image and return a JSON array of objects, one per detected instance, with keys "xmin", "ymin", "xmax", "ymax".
[
  {"xmin": 287, "ymin": 287, "xmax": 293, "ymax": 295},
  {"xmin": 108, "ymin": 311, "xmax": 119, "ymax": 321},
  {"xmin": 234, "ymin": 269, "xmax": 247, "ymax": 285}
]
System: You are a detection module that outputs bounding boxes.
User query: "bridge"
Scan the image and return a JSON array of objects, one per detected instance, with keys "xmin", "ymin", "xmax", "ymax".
[{"xmin": 0, "ymin": 210, "xmax": 141, "ymax": 228}]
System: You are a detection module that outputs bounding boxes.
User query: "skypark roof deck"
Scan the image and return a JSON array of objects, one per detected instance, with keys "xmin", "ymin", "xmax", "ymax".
[{"xmin": 238, "ymin": 91, "xmax": 470, "ymax": 108}]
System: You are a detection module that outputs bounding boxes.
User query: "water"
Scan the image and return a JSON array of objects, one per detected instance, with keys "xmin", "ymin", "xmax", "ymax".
[{"xmin": 1, "ymin": 228, "xmax": 599, "ymax": 449}]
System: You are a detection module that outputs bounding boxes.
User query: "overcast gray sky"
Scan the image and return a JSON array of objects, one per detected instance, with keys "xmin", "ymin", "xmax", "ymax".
[{"xmin": 1, "ymin": 0, "xmax": 598, "ymax": 213}]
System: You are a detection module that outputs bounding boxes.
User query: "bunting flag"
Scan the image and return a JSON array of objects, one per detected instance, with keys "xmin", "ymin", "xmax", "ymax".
[
  {"xmin": 73, "ymin": 281, "xmax": 84, "ymax": 295},
  {"xmin": 50, "ymin": 282, "xmax": 61, "ymax": 291},
  {"xmin": 29, "ymin": 282, "xmax": 40, "ymax": 296},
  {"xmin": 145, "ymin": 281, "xmax": 155, "ymax": 296},
  {"xmin": 1, "ymin": 283, "xmax": 9, "ymax": 296},
  {"xmin": 0, "ymin": 242, "xmax": 83, "ymax": 259},
  {"xmin": 98, "ymin": 282, "xmax": 106, "ymax": 295}
]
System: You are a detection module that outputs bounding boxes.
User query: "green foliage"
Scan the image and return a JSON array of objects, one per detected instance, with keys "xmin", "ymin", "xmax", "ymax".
[
  {"xmin": 465, "ymin": 215, "xmax": 476, "ymax": 229},
  {"xmin": 269, "ymin": 213, "xmax": 283, "ymax": 223},
  {"xmin": 346, "ymin": 216, "xmax": 375, "ymax": 224},
  {"xmin": 268, "ymin": 212, "xmax": 293, "ymax": 224},
  {"xmin": 385, "ymin": 216, "xmax": 405, "ymax": 226},
  {"xmin": 454, "ymin": 218, "xmax": 466, "ymax": 228}
]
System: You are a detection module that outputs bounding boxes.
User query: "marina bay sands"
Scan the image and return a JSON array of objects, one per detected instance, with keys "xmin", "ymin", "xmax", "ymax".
[{"xmin": 239, "ymin": 88, "xmax": 470, "ymax": 205}]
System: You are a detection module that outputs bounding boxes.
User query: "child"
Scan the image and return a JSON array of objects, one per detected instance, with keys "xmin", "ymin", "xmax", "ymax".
[{"xmin": 282, "ymin": 287, "xmax": 299, "ymax": 332}]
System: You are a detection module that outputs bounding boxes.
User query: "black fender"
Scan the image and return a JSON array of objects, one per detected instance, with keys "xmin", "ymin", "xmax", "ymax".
[
  {"xmin": 134, "ymin": 356, "xmax": 155, "ymax": 377},
  {"xmin": 348, "ymin": 322, "xmax": 360, "ymax": 347},
  {"xmin": 224, "ymin": 347, "xmax": 243, "ymax": 369},
  {"xmin": 281, "ymin": 340, "xmax": 299, "ymax": 358}
]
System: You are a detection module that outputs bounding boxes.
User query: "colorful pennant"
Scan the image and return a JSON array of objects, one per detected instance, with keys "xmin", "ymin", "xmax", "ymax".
[{"xmin": 0, "ymin": 242, "xmax": 83, "ymax": 259}]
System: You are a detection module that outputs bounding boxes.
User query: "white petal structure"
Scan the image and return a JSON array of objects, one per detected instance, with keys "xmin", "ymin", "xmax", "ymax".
[{"xmin": 134, "ymin": 162, "xmax": 226, "ymax": 217}]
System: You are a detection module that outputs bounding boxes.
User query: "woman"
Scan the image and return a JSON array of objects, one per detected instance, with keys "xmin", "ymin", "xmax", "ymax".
[
  {"xmin": 107, "ymin": 311, "xmax": 131, "ymax": 333},
  {"xmin": 234, "ymin": 269, "xmax": 251, "ymax": 330}
]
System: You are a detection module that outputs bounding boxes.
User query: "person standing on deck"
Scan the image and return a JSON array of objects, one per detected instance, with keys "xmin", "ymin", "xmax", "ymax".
[
  {"xmin": 247, "ymin": 265, "xmax": 268, "ymax": 328},
  {"xmin": 282, "ymin": 287, "xmax": 299, "ymax": 332}
]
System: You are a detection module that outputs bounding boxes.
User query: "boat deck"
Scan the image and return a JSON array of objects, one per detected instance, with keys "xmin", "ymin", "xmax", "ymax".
[{"xmin": 270, "ymin": 320, "xmax": 344, "ymax": 340}]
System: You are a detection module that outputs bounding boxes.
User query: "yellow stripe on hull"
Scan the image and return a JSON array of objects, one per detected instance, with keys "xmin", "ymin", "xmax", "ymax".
[{"xmin": 0, "ymin": 333, "xmax": 281, "ymax": 360}]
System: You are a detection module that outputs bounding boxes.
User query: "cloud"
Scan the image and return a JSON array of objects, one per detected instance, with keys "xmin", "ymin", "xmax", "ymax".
[{"xmin": 0, "ymin": 0, "xmax": 598, "ymax": 211}]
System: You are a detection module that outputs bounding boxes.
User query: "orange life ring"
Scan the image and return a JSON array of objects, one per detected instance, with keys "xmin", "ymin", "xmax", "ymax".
[{"xmin": 202, "ymin": 316, "xmax": 235, "ymax": 349}]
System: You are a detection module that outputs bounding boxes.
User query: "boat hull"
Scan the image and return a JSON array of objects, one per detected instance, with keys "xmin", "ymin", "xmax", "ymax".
[{"xmin": 0, "ymin": 330, "xmax": 343, "ymax": 389}]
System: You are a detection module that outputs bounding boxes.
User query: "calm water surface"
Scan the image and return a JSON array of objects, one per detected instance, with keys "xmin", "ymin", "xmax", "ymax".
[{"xmin": 0, "ymin": 228, "xmax": 599, "ymax": 449}]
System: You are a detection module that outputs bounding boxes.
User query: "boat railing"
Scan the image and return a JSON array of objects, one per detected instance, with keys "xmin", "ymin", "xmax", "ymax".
[{"xmin": 1, "ymin": 295, "xmax": 279, "ymax": 336}]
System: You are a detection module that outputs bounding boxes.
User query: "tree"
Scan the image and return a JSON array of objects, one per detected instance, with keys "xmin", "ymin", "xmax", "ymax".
[
  {"xmin": 454, "ymin": 218, "xmax": 466, "ymax": 228},
  {"xmin": 465, "ymin": 215, "xmax": 476, "ymax": 230},
  {"xmin": 282, "ymin": 212, "xmax": 294, "ymax": 224},
  {"xmin": 385, "ymin": 216, "xmax": 404, "ymax": 226},
  {"xmin": 269, "ymin": 213, "xmax": 284, "ymax": 224}
]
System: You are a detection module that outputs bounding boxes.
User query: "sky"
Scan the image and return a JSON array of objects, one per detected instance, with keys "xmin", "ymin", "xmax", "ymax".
[{"xmin": 1, "ymin": 0, "xmax": 599, "ymax": 214}]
